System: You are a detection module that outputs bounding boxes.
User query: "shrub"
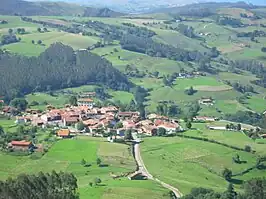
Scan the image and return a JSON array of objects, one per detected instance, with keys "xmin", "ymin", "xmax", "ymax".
[{"xmin": 244, "ymin": 145, "xmax": 251, "ymax": 152}]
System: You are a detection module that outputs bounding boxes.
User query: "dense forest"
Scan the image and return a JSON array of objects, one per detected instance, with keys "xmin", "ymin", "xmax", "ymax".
[
  {"xmin": 181, "ymin": 178, "xmax": 266, "ymax": 199},
  {"xmin": 0, "ymin": 43, "xmax": 132, "ymax": 100},
  {"xmin": 0, "ymin": 171, "xmax": 79, "ymax": 199},
  {"xmin": 83, "ymin": 7, "xmax": 123, "ymax": 17}
]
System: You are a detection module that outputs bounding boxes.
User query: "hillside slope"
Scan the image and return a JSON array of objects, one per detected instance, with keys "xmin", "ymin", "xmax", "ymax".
[
  {"xmin": 0, "ymin": 0, "xmax": 123, "ymax": 17},
  {"xmin": 0, "ymin": 43, "xmax": 132, "ymax": 99}
]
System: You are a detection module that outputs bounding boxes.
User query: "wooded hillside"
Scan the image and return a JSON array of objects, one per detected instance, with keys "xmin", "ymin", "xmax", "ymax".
[
  {"xmin": 0, "ymin": 43, "xmax": 132, "ymax": 100},
  {"xmin": 0, "ymin": 0, "xmax": 123, "ymax": 17}
]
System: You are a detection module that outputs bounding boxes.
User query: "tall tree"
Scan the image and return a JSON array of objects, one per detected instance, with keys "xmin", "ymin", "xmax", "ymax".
[{"xmin": 69, "ymin": 96, "xmax": 77, "ymax": 106}]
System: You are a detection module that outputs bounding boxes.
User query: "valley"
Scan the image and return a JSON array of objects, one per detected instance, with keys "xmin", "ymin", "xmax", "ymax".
[{"xmin": 1, "ymin": 1, "xmax": 266, "ymax": 199}]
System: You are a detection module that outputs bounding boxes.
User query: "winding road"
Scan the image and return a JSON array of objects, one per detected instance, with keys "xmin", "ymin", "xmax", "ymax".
[{"xmin": 134, "ymin": 143, "xmax": 183, "ymax": 198}]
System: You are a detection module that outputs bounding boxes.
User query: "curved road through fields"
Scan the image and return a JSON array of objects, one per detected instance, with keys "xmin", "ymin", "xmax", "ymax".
[{"xmin": 134, "ymin": 143, "xmax": 183, "ymax": 198}]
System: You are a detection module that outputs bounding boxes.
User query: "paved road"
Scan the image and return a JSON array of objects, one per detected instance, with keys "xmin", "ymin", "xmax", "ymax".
[{"xmin": 134, "ymin": 143, "xmax": 182, "ymax": 198}]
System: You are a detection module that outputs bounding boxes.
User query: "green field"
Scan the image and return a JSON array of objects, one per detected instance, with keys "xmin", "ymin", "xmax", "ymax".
[
  {"xmin": 184, "ymin": 122, "xmax": 266, "ymax": 155},
  {"xmin": 153, "ymin": 29, "xmax": 208, "ymax": 52},
  {"xmin": 25, "ymin": 92, "xmax": 68, "ymax": 110},
  {"xmin": 0, "ymin": 118, "xmax": 16, "ymax": 132},
  {"xmin": 141, "ymin": 136, "xmax": 266, "ymax": 194},
  {"xmin": 0, "ymin": 137, "xmax": 168, "ymax": 199},
  {"xmin": 2, "ymin": 31, "xmax": 99, "ymax": 56},
  {"xmin": 92, "ymin": 45, "xmax": 191, "ymax": 75}
]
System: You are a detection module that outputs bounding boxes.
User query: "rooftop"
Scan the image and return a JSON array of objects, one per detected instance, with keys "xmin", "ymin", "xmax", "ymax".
[
  {"xmin": 11, "ymin": 140, "xmax": 32, "ymax": 147},
  {"xmin": 57, "ymin": 129, "xmax": 70, "ymax": 137},
  {"xmin": 78, "ymin": 98, "xmax": 94, "ymax": 103}
]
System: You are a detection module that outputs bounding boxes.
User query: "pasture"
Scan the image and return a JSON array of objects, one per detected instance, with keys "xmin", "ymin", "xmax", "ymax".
[
  {"xmin": 92, "ymin": 45, "xmax": 191, "ymax": 75},
  {"xmin": 153, "ymin": 29, "xmax": 208, "ymax": 52},
  {"xmin": 141, "ymin": 136, "xmax": 266, "ymax": 194},
  {"xmin": 0, "ymin": 137, "xmax": 168, "ymax": 199},
  {"xmin": 0, "ymin": 118, "xmax": 16, "ymax": 132},
  {"xmin": 184, "ymin": 122, "xmax": 266, "ymax": 155},
  {"xmin": 2, "ymin": 31, "xmax": 99, "ymax": 56},
  {"xmin": 26, "ymin": 92, "xmax": 68, "ymax": 110}
]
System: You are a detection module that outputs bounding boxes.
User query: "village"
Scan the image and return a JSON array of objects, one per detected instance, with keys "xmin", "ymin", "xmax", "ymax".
[
  {"xmin": 1, "ymin": 92, "xmax": 184, "ymax": 152},
  {"xmin": 0, "ymin": 92, "xmax": 264, "ymax": 153}
]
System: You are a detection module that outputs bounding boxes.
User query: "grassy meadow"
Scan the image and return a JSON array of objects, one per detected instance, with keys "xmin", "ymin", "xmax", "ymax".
[
  {"xmin": 2, "ymin": 31, "xmax": 99, "ymax": 56},
  {"xmin": 141, "ymin": 136, "xmax": 266, "ymax": 194},
  {"xmin": 0, "ymin": 137, "xmax": 168, "ymax": 199}
]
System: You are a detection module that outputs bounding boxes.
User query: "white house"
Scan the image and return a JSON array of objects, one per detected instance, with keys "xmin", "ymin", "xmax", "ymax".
[{"xmin": 77, "ymin": 98, "xmax": 94, "ymax": 108}]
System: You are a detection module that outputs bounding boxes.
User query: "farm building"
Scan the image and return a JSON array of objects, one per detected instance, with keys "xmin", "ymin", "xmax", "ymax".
[
  {"xmin": 198, "ymin": 98, "xmax": 214, "ymax": 105},
  {"xmin": 128, "ymin": 171, "xmax": 147, "ymax": 180},
  {"xmin": 77, "ymin": 98, "xmax": 94, "ymax": 108},
  {"xmin": 9, "ymin": 140, "xmax": 34, "ymax": 151},
  {"xmin": 57, "ymin": 129, "xmax": 71, "ymax": 138}
]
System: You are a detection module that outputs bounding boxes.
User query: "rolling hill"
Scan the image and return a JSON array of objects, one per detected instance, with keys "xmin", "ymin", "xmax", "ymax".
[{"xmin": 0, "ymin": 0, "xmax": 123, "ymax": 17}]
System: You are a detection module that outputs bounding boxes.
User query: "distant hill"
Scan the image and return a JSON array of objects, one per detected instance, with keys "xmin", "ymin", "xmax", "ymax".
[
  {"xmin": 83, "ymin": 7, "xmax": 124, "ymax": 17},
  {"xmin": 151, "ymin": 2, "xmax": 266, "ymax": 16},
  {"xmin": 0, "ymin": 0, "xmax": 123, "ymax": 17},
  {"xmin": 27, "ymin": 0, "xmax": 266, "ymax": 13}
]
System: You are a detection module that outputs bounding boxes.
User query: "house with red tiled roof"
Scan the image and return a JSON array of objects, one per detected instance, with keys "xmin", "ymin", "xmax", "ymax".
[
  {"xmin": 57, "ymin": 129, "xmax": 71, "ymax": 138},
  {"xmin": 157, "ymin": 121, "xmax": 180, "ymax": 134},
  {"xmin": 141, "ymin": 125, "xmax": 157, "ymax": 136},
  {"xmin": 77, "ymin": 98, "xmax": 94, "ymax": 108},
  {"xmin": 100, "ymin": 106, "xmax": 118, "ymax": 114},
  {"xmin": 62, "ymin": 116, "xmax": 79, "ymax": 126},
  {"xmin": 122, "ymin": 120, "xmax": 136, "ymax": 129},
  {"xmin": 9, "ymin": 140, "xmax": 34, "ymax": 151},
  {"xmin": 32, "ymin": 119, "xmax": 45, "ymax": 127}
]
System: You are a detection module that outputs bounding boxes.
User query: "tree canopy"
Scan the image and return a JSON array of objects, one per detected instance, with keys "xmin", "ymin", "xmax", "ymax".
[
  {"xmin": 0, "ymin": 171, "xmax": 79, "ymax": 199},
  {"xmin": 0, "ymin": 43, "xmax": 132, "ymax": 100}
]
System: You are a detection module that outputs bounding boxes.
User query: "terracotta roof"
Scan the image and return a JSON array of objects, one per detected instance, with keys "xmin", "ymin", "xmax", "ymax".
[
  {"xmin": 11, "ymin": 141, "xmax": 32, "ymax": 147},
  {"xmin": 154, "ymin": 119, "xmax": 164, "ymax": 126},
  {"xmin": 158, "ymin": 122, "xmax": 178, "ymax": 129},
  {"xmin": 83, "ymin": 119, "xmax": 99, "ymax": 126},
  {"xmin": 57, "ymin": 129, "xmax": 70, "ymax": 137},
  {"xmin": 64, "ymin": 116, "xmax": 79, "ymax": 122},
  {"xmin": 78, "ymin": 98, "xmax": 94, "ymax": 102},
  {"xmin": 118, "ymin": 112, "xmax": 139, "ymax": 116}
]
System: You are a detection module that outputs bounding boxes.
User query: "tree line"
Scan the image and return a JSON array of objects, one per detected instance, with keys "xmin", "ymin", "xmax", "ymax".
[
  {"xmin": 231, "ymin": 60, "xmax": 266, "ymax": 88},
  {"xmin": 120, "ymin": 33, "xmax": 206, "ymax": 62},
  {"xmin": 181, "ymin": 178, "xmax": 266, "ymax": 199},
  {"xmin": 237, "ymin": 30, "xmax": 266, "ymax": 38},
  {"xmin": 0, "ymin": 43, "xmax": 132, "ymax": 101},
  {"xmin": 21, "ymin": 17, "xmax": 98, "ymax": 38},
  {"xmin": 225, "ymin": 111, "xmax": 266, "ymax": 129},
  {"xmin": 215, "ymin": 16, "xmax": 243, "ymax": 27},
  {"xmin": 0, "ymin": 171, "xmax": 79, "ymax": 199}
]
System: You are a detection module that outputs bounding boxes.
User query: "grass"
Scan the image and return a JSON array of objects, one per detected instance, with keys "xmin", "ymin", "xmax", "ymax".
[
  {"xmin": 153, "ymin": 28, "xmax": 208, "ymax": 52},
  {"xmin": 2, "ymin": 31, "xmax": 99, "ymax": 56},
  {"xmin": 109, "ymin": 91, "xmax": 134, "ymax": 104},
  {"xmin": 0, "ymin": 118, "xmax": 17, "ymax": 132},
  {"xmin": 185, "ymin": 122, "xmax": 266, "ymax": 155},
  {"xmin": 0, "ymin": 16, "xmax": 39, "ymax": 28},
  {"xmin": 141, "ymin": 136, "xmax": 266, "ymax": 194},
  {"xmin": 0, "ymin": 136, "xmax": 168, "ymax": 199},
  {"xmin": 174, "ymin": 76, "xmax": 226, "ymax": 90},
  {"xmin": 92, "ymin": 45, "xmax": 191, "ymax": 75},
  {"xmin": 25, "ymin": 92, "xmax": 68, "ymax": 110}
]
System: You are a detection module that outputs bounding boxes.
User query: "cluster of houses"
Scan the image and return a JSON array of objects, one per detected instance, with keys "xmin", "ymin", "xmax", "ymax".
[{"xmin": 2, "ymin": 97, "xmax": 182, "ymax": 147}]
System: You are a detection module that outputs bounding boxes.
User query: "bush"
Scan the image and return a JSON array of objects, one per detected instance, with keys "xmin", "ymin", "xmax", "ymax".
[
  {"xmin": 244, "ymin": 145, "xmax": 251, "ymax": 152},
  {"xmin": 222, "ymin": 168, "xmax": 232, "ymax": 181},
  {"xmin": 29, "ymin": 101, "xmax": 39, "ymax": 106}
]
